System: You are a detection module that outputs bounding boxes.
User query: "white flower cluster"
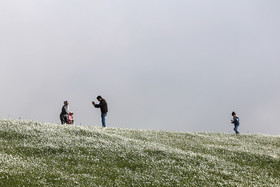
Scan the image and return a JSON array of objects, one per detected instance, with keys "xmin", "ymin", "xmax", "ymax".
[{"xmin": 0, "ymin": 119, "xmax": 279, "ymax": 186}]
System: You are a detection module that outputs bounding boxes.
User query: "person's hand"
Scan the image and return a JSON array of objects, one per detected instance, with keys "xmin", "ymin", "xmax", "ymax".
[{"xmin": 92, "ymin": 101, "xmax": 95, "ymax": 105}]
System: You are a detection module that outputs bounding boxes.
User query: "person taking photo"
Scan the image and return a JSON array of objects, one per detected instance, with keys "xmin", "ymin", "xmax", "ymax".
[{"xmin": 92, "ymin": 95, "xmax": 108, "ymax": 127}]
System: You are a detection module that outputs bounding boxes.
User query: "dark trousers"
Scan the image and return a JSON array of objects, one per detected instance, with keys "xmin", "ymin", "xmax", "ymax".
[
  {"xmin": 101, "ymin": 113, "xmax": 107, "ymax": 127},
  {"xmin": 60, "ymin": 114, "xmax": 68, "ymax": 124},
  {"xmin": 234, "ymin": 124, "xmax": 240, "ymax": 134}
]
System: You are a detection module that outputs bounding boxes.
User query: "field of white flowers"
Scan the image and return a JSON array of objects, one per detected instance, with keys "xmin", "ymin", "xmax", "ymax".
[{"xmin": 0, "ymin": 119, "xmax": 279, "ymax": 186}]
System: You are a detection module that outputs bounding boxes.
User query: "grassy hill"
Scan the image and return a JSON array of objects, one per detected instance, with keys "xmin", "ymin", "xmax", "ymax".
[{"xmin": 0, "ymin": 119, "xmax": 279, "ymax": 186}]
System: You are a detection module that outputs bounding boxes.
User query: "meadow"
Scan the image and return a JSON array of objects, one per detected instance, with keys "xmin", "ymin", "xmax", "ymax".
[{"xmin": 0, "ymin": 119, "xmax": 279, "ymax": 186}]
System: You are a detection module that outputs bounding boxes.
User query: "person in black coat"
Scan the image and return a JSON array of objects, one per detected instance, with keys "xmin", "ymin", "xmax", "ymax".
[
  {"xmin": 60, "ymin": 101, "xmax": 69, "ymax": 124},
  {"xmin": 92, "ymin": 96, "xmax": 108, "ymax": 127}
]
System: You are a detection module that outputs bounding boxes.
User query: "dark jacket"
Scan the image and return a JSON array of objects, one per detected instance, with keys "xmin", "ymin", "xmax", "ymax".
[
  {"xmin": 95, "ymin": 99, "xmax": 108, "ymax": 114},
  {"xmin": 60, "ymin": 105, "xmax": 69, "ymax": 117},
  {"xmin": 231, "ymin": 116, "xmax": 240, "ymax": 126}
]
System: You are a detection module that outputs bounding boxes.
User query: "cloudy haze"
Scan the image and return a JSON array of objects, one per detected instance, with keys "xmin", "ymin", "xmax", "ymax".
[{"xmin": 1, "ymin": 1, "xmax": 280, "ymax": 135}]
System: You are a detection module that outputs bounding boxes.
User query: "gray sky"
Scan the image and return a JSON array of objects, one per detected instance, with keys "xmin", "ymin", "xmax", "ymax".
[{"xmin": 1, "ymin": 1, "xmax": 280, "ymax": 135}]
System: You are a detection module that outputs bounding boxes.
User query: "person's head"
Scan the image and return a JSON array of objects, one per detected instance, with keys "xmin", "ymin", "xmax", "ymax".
[
  {"xmin": 232, "ymin": 111, "xmax": 236, "ymax": 117},
  {"xmin": 97, "ymin": 95, "xmax": 103, "ymax": 101},
  {"xmin": 64, "ymin": 101, "xmax": 69, "ymax": 105}
]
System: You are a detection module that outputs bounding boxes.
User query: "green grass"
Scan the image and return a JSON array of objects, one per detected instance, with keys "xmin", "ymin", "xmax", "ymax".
[{"xmin": 0, "ymin": 119, "xmax": 279, "ymax": 186}]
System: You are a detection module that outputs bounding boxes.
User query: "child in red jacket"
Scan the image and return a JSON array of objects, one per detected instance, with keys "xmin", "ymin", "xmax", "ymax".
[{"xmin": 68, "ymin": 112, "xmax": 74, "ymax": 124}]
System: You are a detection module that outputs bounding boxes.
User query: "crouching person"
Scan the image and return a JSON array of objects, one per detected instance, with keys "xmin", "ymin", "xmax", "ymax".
[{"xmin": 60, "ymin": 101, "xmax": 69, "ymax": 124}]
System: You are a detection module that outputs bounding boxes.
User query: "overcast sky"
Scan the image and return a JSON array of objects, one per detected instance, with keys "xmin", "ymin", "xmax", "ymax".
[{"xmin": 1, "ymin": 1, "xmax": 280, "ymax": 135}]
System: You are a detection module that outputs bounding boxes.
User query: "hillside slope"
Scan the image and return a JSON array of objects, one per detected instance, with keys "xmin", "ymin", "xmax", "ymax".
[{"xmin": 0, "ymin": 119, "xmax": 279, "ymax": 186}]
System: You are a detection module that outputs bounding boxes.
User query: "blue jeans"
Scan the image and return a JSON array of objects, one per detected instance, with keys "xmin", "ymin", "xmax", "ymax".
[
  {"xmin": 234, "ymin": 124, "xmax": 239, "ymax": 134},
  {"xmin": 101, "ymin": 113, "xmax": 107, "ymax": 127}
]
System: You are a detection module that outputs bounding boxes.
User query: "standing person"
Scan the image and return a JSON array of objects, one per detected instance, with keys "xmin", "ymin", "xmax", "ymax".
[
  {"xmin": 92, "ymin": 95, "xmax": 108, "ymax": 127},
  {"xmin": 231, "ymin": 111, "xmax": 240, "ymax": 134},
  {"xmin": 60, "ymin": 101, "xmax": 69, "ymax": 124},
  {"xmin": 68, "ymin": 112, "xmax": 74, "ymax": 124}
]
